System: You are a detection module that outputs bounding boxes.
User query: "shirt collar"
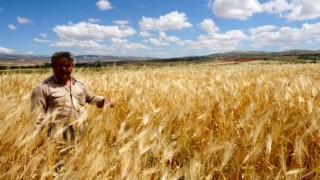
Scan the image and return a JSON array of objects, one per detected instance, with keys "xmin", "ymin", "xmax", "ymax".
[{"xmin": 53, "ymin": 75, "xmax": 76, "ymax": 85}]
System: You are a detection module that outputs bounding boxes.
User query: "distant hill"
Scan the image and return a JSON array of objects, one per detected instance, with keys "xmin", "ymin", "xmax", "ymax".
[
  {"xmin": 1, "ymin": 49, "xmax": 319, "ymax": 62},
  {"xmin": 0, "ymin": 53, "xmax": 154, "ymax": 62},
  {"xmin": 0, "ymin": 49, "xmax": 319, "ymax": 68},
  {"xmin": 75, "ymin": 55, "xmax": 153, "ymax": 62},
  {"xmin": 0, "ymin": 53, "xmax": 50, "ymax": 61},
  {"xmin": 206, "ymin": 50, "xmax": 320, "ymax": 57}
]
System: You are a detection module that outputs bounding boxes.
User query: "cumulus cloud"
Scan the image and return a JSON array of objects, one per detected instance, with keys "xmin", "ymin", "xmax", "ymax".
[
  {"xmin": 285, "ymin": 0, "xmax": 320, "ymax": 21},
  {"xmin": 113, "ymin": 20, "xmax": 129, "ymax": 25},
  {"xmin": 88, "ymin": 18, "xmax": 101, "ymax": 23},
  {"xmin": 17, "ymin": 16, "xmax": 33, "ymax": 24},
  {"xmin": 179, "ymin": 19, "xmax": 247, "ymax": 52},
  {"xmin": 249, "ymin": 23, "xmax": 320, "ymax": 48},
  {"xmin": 139, "ymin": 11, "xmax": 192, "ymax": 31},
  {"xmin": 148, "ymin": 38, "xmax": 169, "ymax": 46},
  {"xmin": 81, "ymin": 37, "xmax": 150, "ymax": 55},
  {"xmin": 50, "ymin": 39, "xmax": 107, "ymax": 48},
  {"xmin": 40, "ymin": 33, "xmax": 47, "ymax": 38},
  {"xmin": 0, "ymin": 47, "xmax": 15, "ymax": 54},
  {"xmin": 96, "ymin": 0, "xmax": 112, "ymax": 10},
  {"xmin": 262, "ymin": 0, "xmax": 292, "ymax": 14},
  {"xmin": 249, "ymin": 25, "xmax": 277, "ymax": 35},
  {"xmin": 34, "ymin": 38, "xmax": 50, "ymax": 43},
  {"xmin": 210, "ymin": 0, "xmax": 320, "ymax": 21},
  {"xmin": 53, "ymin": 22, "xmax": 136, "ymax": 40},
  {"xmin": 199, "ymin": 19, "xmax": 219, "ymax": 33},
  {"xmin": 110, "ymin": 38, "xmax": 151, "ymax": 50},
  {"xmin": 211, "ymin": 0, "xmax": 262, "ymax": 20},
  {"xmin": 159, "ymin": 32, "xmax": 180, "ymax": 43},
  {"xmin": 34, "ymin": 33, "xmax": 50, "ymax": 43},
  {"xmin": 147, "ymin": 31, "xmax": 180, "ymax": 46},
  {"xmin": 140, "ymin": 31, "xmax": 152, "ymax": 37},
  {"xmin": 8, "ymin": 24, "xmax": 17, "ymax": 30},
  {"xmin": 49, "ymin": 21, "xmax": 149, "ymax": 53}
]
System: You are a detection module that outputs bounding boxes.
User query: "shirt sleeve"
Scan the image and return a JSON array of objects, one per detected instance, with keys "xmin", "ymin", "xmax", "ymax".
[
  {"xmin": 31, "ymin": 85, "xmax": 47, "ymax": 129},
  {"xmin": 83, "ymin": 84, "xmax": 105, "ymax": 108}
]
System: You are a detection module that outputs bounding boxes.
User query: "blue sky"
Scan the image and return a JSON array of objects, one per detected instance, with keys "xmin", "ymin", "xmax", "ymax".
[{"xmin": 0, "ymin": 0, "xmax": 319, "ymax": 58}]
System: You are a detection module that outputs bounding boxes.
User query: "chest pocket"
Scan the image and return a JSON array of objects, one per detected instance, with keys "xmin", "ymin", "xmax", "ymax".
[
  {"xmin": 50, "ymin": 92, "xmax": 66, "ymax": 106},
  {"xmin": 73, "ymin": 89, "xmax": 86, "ymax": 106}
]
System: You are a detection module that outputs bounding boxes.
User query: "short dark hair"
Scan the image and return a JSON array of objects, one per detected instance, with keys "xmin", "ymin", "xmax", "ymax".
[{"xmin": 51, "ymin": 51, "xmax": 76, "ymax": 65}]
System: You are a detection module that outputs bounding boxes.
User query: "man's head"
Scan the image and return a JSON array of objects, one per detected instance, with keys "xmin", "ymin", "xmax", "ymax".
[{"xmin": 51, "ymin": 51, "xmax": 76, "ymax": 82}]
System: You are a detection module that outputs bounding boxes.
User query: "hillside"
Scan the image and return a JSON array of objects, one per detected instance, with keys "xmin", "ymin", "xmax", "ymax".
[{"xmin": 0, "ymin": 49, "xmax": 320, "ymax": 68}]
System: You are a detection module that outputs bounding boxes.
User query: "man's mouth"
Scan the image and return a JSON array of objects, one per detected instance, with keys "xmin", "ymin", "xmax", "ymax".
[{"xmin": 60, "ymin": 71, "xmax": 69, "ymax": 75}]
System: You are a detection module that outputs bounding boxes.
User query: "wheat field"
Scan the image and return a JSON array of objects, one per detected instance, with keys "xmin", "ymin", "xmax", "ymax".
[{"xmin": 1, "ymin": 63, "xmax": 320, "ymax": 179}]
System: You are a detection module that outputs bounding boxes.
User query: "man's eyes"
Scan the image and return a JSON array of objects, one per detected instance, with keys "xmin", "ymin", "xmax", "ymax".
[{"xmin": 56, "ymin": 64, "xmax": 71, "ymax": 67}]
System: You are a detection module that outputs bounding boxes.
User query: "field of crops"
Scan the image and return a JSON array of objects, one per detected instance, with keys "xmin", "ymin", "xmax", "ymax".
[{"xmin": 1, "ymin": 63, "xmax": 320, "ymax": 179}]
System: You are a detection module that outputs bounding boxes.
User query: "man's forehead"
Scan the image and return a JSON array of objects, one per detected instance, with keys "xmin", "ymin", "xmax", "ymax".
[{"xmin": 53, "ymin": 60, "xmax": 73, "ymax": 64}]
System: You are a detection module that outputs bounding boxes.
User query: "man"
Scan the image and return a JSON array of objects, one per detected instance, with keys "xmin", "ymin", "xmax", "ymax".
[{"xmin": 31, "ymin": 51, "xmax": 113, "ymax": 141}]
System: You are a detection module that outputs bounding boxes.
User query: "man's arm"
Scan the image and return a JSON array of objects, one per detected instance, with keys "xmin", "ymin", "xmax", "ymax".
[
  {"xmin": 83, "ymin": 85, "xmax": 106, "ymax": 108},
  {"xmin": 31, "ymin": 85, "xmax": 47, "ymax": 130}
]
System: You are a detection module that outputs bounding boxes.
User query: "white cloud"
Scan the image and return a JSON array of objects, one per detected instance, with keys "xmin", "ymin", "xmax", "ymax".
[
  {"xmin": 300, "ymin": 23, "xmax": 320, "ymax": 43},
  {"xmin": 34, "ymin": 38, "xmax": 50, "ymax": 43},
  {"xmin": 262, "ymin": 0, "xmax": 291, "ymax": 14},
  {"xmin": 34, "ymin": 33, "xmax": 49, "ymax": 43},
  {"xmin": 146, "ymin": 31, "xmax": 180, "ymax": 46},
  {"xmin": 17, "ymin": 16, "xmax": 33, "ymax": 24},
  {"xmin": 82, "ymin": 37, "xmax": 150, "ymax": 55},
  {"xmin": 40, "ymin": 33, "xmax": 47, "ymax": 38},
  {"xmin": 49, "ymin": 37, "xmax": 150, "ymax": 55},
  {"xmin": 159, "ymin": 32, "xmax": 180, "ymax": 43},
  {"xmin": 153, "ymin": 51, "xmax": 169, "ymax": 56},
  {"xmin": 96, "ymin": 0, "xmax": 112, "ymax": 10},
  {"xmin": 210, "ymin": 0, "xmax": 320, "ymax": 21},
  {"xmin": 53, "ymin": 22, "xmax": 136, "ymax": 40},
  {"xmin": 49, "ymin": 21, "xmax": 152, "ymax": 54},
  {"xmin": 8, "ymin": 24, "xmax": 17, "ymax": 30},
  {"xmin": 0, "ymin": 47, "xmax": 15, "ymax": 54},
  {"xmin": 199, "ymin": 19, "xmax": 219, "ymax": 33},
  {"xmin": 88, "ymin": 18, "xmax": 101, "ymax": 23},
  {"xmin": 301, "ymin": 23, "xmax": 320, "ymax": 36},
  {"xmin": 50, "ymin": 39, "xmax": 107, "ymax": 48},
  {"xmin": 110, "ymin": 38, "xmax": 128, "ymax": 44},
  {"xmin": 211, "ymin": 0, "xmax": 262, "ymax": 20},
  {"xmin": 249, "ymin": 25, "xmax": 278, "ymax": 35},
  {"xmin": 250, "ymin": 27, "xmax": 300, "ymax": 48},
  {"xmin": 249, "ymin": 23, "xmax": 320, "ymax": 48},
  {"xmin": 110, "ymin": 38, "xmax": 151, "ymax": 50},
  {"xmin": 179, "ymin": 19, "xmax": 247, "ymax": 52},
  {"xmin": 113, "ymin": 20, "xmax": 129, "ymax": 25},
  {"xmin": 139, "ymin": 11, "xmax": 192, "ymax": 31},
  {"xmin": 148, "ymin": 38, "xmax": 169, "ymax": 46},
  {"xmin": 140, "ymin": 31, "xmax": 152, "ymax": 37},
  {"xmin": 285, "ymin": 0, "xmax": 320, "ymax": 21}
]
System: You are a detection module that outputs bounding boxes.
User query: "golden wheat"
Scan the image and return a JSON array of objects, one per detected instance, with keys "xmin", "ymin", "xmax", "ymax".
[{"xmin": 1, "ymin": 63, "xmax": 320, "ymax": 179}]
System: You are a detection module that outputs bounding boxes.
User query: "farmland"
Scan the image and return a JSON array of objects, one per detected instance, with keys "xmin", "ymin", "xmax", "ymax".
[{"xmin": 1, "ymin": 62, "xmax": 320, "ymax": 179}]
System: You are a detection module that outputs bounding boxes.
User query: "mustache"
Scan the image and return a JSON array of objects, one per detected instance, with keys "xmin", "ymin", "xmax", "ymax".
[{"xmin": 59, "ymin": 70, "xmax": 70, "ymax": 74}]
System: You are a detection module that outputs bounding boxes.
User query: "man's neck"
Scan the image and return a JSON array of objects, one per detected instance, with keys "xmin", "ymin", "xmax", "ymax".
[{"xmin": 55, "ymin": 76, "xmax": 71, "ymax": 90}]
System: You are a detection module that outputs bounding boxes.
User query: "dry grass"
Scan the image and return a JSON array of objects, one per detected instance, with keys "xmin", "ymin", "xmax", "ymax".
[{"xmin": 1, "ymin": 63, "xmax": 320, "ymax": 179}]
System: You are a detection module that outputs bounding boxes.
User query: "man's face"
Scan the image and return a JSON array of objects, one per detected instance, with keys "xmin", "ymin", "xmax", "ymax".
[{"xmin": 52, "ymin": 60, "xmax": 74, "ymax": 82}]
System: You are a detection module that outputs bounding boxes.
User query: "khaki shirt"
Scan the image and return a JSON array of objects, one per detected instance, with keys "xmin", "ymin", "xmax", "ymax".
[{"xmin": 31, "ymin": 76, "xmax": 105, "ymax": 129}]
